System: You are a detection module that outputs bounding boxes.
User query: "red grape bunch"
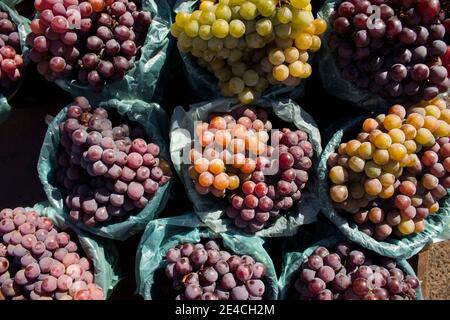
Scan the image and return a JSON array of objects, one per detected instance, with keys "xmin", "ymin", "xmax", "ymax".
[
  {"xmin": 329, "ymin": 0, "xmax": 449, "ymax": 101},
  {"xmin": 294, "ymin": 242, "xmax": 420, "ymax": 300},
  {"xmin": 164, "ymin": 240, "xmax": 267, "ymax": 300},
  {"xmin": 0, "ymin": 207, "xmax": 104, "ymax": 300},
  {"xmin": 29, "ymin": 0, "xmax": 152, "ymax": 88},
  {"xmin": 55, "ymin": 96, "xmax": 171, "ymax": 227},
  {"xmin": 0, "ymin": 9, "xmax": 24, "ymax": 90},
  {"xmin": 227, "ymin": 127, "xmax": 314, "ymax": 233}
]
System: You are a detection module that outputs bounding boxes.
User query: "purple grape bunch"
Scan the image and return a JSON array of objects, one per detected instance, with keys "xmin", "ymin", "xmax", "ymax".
[
  {"xmin": 55, "ymin": 96, "xmax": 171, "ymax": 227},
  {"xmin": 329, "ymin": 0, "xmax": 449, "ymax": 101},
  {"xmin": 164, "ymin": 240, "xmax": 267, "ymax": 300},
  {"xmin": 0, "ymin": 207, "xmax": 104, "ymax": 300},
  {"xmin": 0, "ymin": 9, "xmax": 24, "ymax": 90},
  {"xmin": 294, "ymin": 242, "xmax": 420, "ymax": 300},
  {"xmin": 226, "ymin": 127, "xmax": 314, "ymax": 233},
  {"xmin": 28, "ymin": 0, "xmax": 152, "ymax": 88}
]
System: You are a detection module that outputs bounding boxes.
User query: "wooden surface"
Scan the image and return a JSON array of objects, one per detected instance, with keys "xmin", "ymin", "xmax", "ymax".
[{"xmin": 416, "ymin": 241, "xmax": 450, "ymax": 300}]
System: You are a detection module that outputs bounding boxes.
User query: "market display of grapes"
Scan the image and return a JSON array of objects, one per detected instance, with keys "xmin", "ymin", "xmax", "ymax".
[
  {"xmin": 163, "ymin": 239, "xmax": 267, "ymax": 300},
  {"xmin": 171, "ymin": 0, "xmax": 327, "ymax": 104},
  {"xmin": 327, "ymin": 97, "xmax": 450, "ymax": 239},
  {"xmin": 28, "ymin": 0, "xmax": 152, "ymax": 88},
  {"xmin": 1, "ymin": 0, "xmax": 450, "ymax": 303},
  {"xmin": 292, "ymin": 241, "xmax": 420, "ymax": 300},
  {"xmin": 55, "ymin": 96, "xmax": 171, "ymax": 227},
  {"xmin": 329, "ymin": 0, "xmax": 449, "ymax": 101},
  {"xmin": 0, "ymin": 8, "xmax": 24, "ymax": 90},
  {"xmin": 187, "ymin": 106, "xmax": 315, "ymax": 233},
  {"xmin": 0, "ymin": 207, "xmax": 104, "ymax": 300}
]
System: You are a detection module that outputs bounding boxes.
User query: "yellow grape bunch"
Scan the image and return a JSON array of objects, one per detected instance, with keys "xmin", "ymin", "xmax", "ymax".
[
  {"xmin": 327, "ymin": 97, "xmax": 450, "ymax": 239},
  {"xmin": 171, "ymin": 0, "xmax": 327, "ymax": 104}
]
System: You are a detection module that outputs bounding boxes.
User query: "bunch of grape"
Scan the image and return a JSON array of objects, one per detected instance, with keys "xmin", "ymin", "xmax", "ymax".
[
  {"xmin": 188, "ymin": 107, "xmax": 272, "ymax": 199},
  {"xmin": 0, "ymin": 9, "xmax": 24, "ymax": 90},
  {"xmin": 28, "ymin": 0, "xmax": 151, "ymax": 88},
  {"xmin": 329, "ymin": 0, "xmax": 449, "ymax": 101},
  {"xmin": 55, "ymin": 96, "xmax": 171, "ymax": 227},
  {"xmin": 187, "ymin": 106, "xmax": 315, "ymax": 232},
  {"xmin": 0, "ymin": 207, "xmax": 104, "ymax": 300},
  {"xmin": 171, "ymin": 0, "xmax": 327, "ymax": 104},
  {"xmin": 294, "ymin": 242, "xmax": 420, "ymax": 300},
  {"xmin": 164, "ymin": 239, "xmax": 267, "ymax": 300},
  {"xmin": 328, "ymin": 98, "xmax": 450, "ymax": 239},
  {"xmin": 227, "ymin": 127, "xmax": 314, "ymax": 233}
]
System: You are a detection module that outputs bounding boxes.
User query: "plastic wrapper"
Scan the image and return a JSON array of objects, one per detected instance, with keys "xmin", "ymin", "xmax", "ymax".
[
  {"xmin": 170, "ymin": 97, "xmax": 322, "ymax": 237},
  {"xmin": 37, "ymin": 98, "xmax": 172, "ymax": 240},
  {"xmin": 136, "ymin": 212, "xmax": 278, "ymax": 300}
]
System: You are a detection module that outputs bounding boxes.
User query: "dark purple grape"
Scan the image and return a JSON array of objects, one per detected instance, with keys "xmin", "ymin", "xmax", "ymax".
[{"xmin": 389, "ymin": 64, "xmax": 407, "ymax": 81}]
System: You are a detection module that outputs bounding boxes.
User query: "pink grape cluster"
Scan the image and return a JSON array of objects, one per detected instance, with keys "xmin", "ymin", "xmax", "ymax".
[
  {"xmin": 329, "ymin": 0, "xmax": 449, "ymax": 101},
  {"xmin": 28, "ymin": 0, "xmax": 151, "ymax": 88},
  {"xmin": 226, "ymin": 128, "xmax": 314, "ymax": 233},
  {"xmin": 294, "ymin": 242, "xmax": 419, "ymax": 300},
  {"xmin": 0, "ymin": 207, "xmax": 104, "ymax": 300},
  {"xmin": 55, "ymin": 96, "xmax": 171, "ymax": 227},
  {"xmin": 0, "ymin": 9, "xmax": 24, "ymax": 89},
  {"xmin": 164, "ymin": 240, "xmax": 267, "ymax": 300}
]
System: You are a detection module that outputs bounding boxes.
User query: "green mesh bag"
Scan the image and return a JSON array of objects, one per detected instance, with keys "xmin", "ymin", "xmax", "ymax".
[
  {"xmin": 135, "ymin": 212, "xmax": 279, "ymax": 300},
  {"xmin": 54, "ymin": 0, "xmax": 172, "ymax": 104},
  {"xmin": 29, "ymin": 202, "xmax": 121, "ymax": 298},
  {"xmin": 37, "ymin": 98, "xmax": 173, "ymax": 240},
  {"xmin": 278, "ymin": 235, "xmax": 423, "ymax": 300},
  {"xmin": 0, "ymin": 0, "xmax": 30, "ymax": 123},
  {"xmin": 317, "ymin": 118, "xmax": 450, "ymax": 259},
  {"xmin": 172, "ymin": 0, "xmax": 306, "ymax": 101},
  {"xmin": 170, "ymin": 97, "xmax": 322, "ymax": 237},
  {"xmin": 316, "ymin": 0, "xmax": 390, "ymax": 112}
]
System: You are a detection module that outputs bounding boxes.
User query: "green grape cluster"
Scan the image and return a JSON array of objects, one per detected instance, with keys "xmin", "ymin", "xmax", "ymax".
[{"xmin": 171, "ymin": 0, "xmax": 327, "ymax": 104}]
